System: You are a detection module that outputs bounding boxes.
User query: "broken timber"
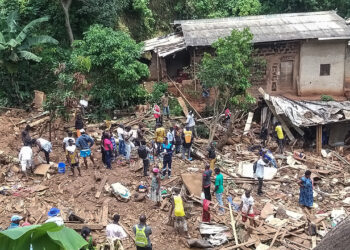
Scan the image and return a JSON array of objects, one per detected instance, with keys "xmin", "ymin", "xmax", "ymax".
[
  {"xmin": 258, "ymin": 87, "xmax": 296, "ymax": 142},
  {"xmin": 65, "ymin": 223, "xmax": 104, "ymax": 230},
  {"xmin": 243, "ymin": 112, "xmax": 254, "ymax": 135},
  {"xmin": 95, "ymin": 176, "xmax": 108, "ymax": 199}
]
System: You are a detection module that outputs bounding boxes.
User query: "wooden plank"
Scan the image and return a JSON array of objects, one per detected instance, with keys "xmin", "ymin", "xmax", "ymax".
[
  {"xmin": 65, "ymin": 223, "xmax": 103, "ymax": 230},
  {"xmin": 95, "ymin": 176, "xmax": 108, "ymax": 199},
  {"xmin": 181, "ymin": 173, "xmax": 202, "ymax": 197},
  {"xmin": 34, "ymin": 164, "xmax": 51, "ymax": 176},
  {"xmin": 270, "ymin": 227, "xmax": 282, "ymax": 248},
  {"xmin": 258, "ymin": 87, "xmax": 295, "ymax": 142},
  {"xmin": 222, "ymin": 240, "xmax": 257, "ymax": 250},
  {"xmin": 228, "ymin": 202, "xmax": 239, "ymax": 246},
  {"xmin": 312, "ymin": 236, "xmax": 317, "ymax": 249},
  {"xmin": 316, "ymin": 125, "xmax": 322, "ymax": 155},
  {"xmin": 177, "ymin": 97, "xmax": 189, "ymax": 117},
  {"xmin": 162, "ymin": 176, "xmax": 179, "ymax": 186},
  {"xmin": 101, "ymin": 198, "xmax": 110, "ymax": 226},
  {"xmin": 243, "ymin": 112, "xmax": 254, "ymax": 135}
]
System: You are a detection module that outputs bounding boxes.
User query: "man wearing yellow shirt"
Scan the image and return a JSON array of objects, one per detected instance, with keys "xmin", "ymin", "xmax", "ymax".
[
  {"xmin": 154, "ymin": 123, "xmax": 165, "ymax": 155},
  {"xmin": 274, "ymin": 122, "xmax": 284, "ymax": 154}
]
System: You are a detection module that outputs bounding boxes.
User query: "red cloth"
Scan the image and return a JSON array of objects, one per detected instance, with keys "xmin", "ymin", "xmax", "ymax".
[
  {"xmin": 202, "ymin": 199, "xmax": 211, "ymax": 222},
  {"xmin": 241, "ymin": 212, "xmax": 255, "ymax": 222},
  {"xmin": 103, "ymin": 138, "xmax": 112, "ymax": 151},
  {"xmin": 153, "ymin": 105, "xmax": 160, "ymax": 118},
  {"xmin": 225, "ymin": 108, "xmax": 231, "ymax": 118}
]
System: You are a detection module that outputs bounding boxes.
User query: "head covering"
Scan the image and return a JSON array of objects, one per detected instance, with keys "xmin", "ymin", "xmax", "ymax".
[
  {"xmin": 152, "ymin": 168, "xmax": 159, "ymax": 173},
  {"xmin": 48, "ymin": 207, "xmax": 60, "ymax": 217},
  {"xmin": 66, "ymin": 145, "xmax": 76, "ymax": 153},
  {"xmin": 80, "ymin": 129, "xmax": 85, "ymax": 133},
  {"xmin": 11, "ymin": 215, "xmax": 23, "ymax": 222}
]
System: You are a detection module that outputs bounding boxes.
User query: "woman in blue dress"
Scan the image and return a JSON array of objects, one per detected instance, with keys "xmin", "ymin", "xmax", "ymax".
[{"xmin": 298, "ymin": 170, "xmax": 313, "ymax": 208}]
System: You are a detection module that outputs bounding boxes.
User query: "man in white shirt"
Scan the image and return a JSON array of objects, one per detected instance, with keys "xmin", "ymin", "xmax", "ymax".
[
  {"xmin": 167, "ymin": 127, "xmax": 175, "ymax": 144},
  {"xmin": 18, "ymin": 145, "xmax": 33, "ymax": 178},
  {"xmin": 62, "ymin": 131, "xmax": 75, "ymax": 151},
  {"xmin": 255, "ymin": 158, "xmax": 269, "ymax": 196},
  {"xmin": 239, "ymin": 190, "xmax": 255, "ymax": 226},
  {"xmin": 106, "ymin": 214, "xmax": 127, "ymax": 248},
  {"xmin": 45, "ymin": 207, "xmax": 64, "ymax": 226},
  {"xmin": 186, "ymin": 111, "xmax": 196, "ymax": 137}
]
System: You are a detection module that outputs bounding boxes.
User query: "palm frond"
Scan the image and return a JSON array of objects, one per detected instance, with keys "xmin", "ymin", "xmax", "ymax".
[
  {"xmin": 19, "ymin": 50, "xmax": 42, "ymax": 62},
  {"xmin": 18, "ymin": 35, "xmax": 58, "ymax": 50},
  {"xmin": 0, "ymin": 44, "xmax": 6, "ymax": 51},
  {"xmin": 0, "ymin": 32, "xmax": 5, "ymax": 43},
  {"xmin": 15, "ymin": 16, "xmax": 50, "ymax": 44},
  {"xmin": 8, "ymin": 39, "xmax": 19, "ymax": 48},
  {"xmin": 6, "ymin": 11, "xmax": 19, "ymax": 33}
]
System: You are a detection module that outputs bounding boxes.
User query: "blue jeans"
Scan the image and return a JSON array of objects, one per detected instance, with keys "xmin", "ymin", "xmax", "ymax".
[
  {"xmin": 215, "ymin": 192, "xmax": 224, "ymax": 213},
  {"xmin": 163, "ymin": 106, "xmax": 170, "ymax": 116},
  {"xmin": 119, "ymin": 140, "xmax": 126, "ymax": 156},
  {"xmin": 104, "ymin": 150, "xmax": 112, "ymax": 169},
  {"xmin": 162, "ymin": 157, "xmax": 172, "ymax": 177}
]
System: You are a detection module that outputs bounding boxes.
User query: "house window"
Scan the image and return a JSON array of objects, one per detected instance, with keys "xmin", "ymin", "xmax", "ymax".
[{"xmin": 320, "ymin": 64, "xmax": 330, "ymax": 76}]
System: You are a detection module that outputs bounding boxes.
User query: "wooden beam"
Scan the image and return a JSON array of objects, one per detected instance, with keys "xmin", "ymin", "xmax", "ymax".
[
  {"xmin": 258, "ymin": 87, "xmax": 295, "ymax": 142},
  {"xmin": 270, "ymin": 227, "xmax": 282, "ymax": 248},
  {"xmin": 243, "ymin": 112, "xmax": 254, "ymax": 135},
  {"xmin": 95, "ymin": 176, "xmax": 108, "ymax": 199},
  {"xmin": 316, "ymin": 125, "xmax": 322, "ymax": 155},
  {"xmin": 101, "ymin": 198, "xmax": 110, "ymax": 226},
  {"xmin": 228, "ymin": 202, "xmax": 239, "ymax": 246},
  {"xmin": 221, "ymin": 240, "xmax": 257, "ymax": 250},
  {"xmin": 65, "ymin": 223, "xmax": 103, "ymax": 230}
]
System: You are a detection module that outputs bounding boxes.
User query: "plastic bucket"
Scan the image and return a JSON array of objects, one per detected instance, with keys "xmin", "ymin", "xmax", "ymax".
[{"xmin": 58, "ymin": 162, "xmax": 66, "ymax": 174}]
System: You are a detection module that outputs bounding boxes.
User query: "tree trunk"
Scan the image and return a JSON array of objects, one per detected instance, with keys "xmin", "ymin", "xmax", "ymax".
[{"xmin": 60, "ymin": 0, "xmax": 74, "ymax": 45}]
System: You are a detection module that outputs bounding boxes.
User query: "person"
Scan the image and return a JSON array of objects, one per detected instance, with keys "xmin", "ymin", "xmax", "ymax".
[
  {"xmin": 202, "ymin": 199, "xmax": 211, "ymax": 223},
  {"xmin": 239, "ymin": 190, "xmax": 255, "ymax": 226},
  {"xmin": 133, "ymin": 215, "xmax": 152, "ymax": 250},
  {"xmin": 138, "ymin": 141, "xmax": 151, "ymax": 176},
  {"xmin": 75, "ymin": 113, "xmax": 84, "ymax": 138},
  {"xmin": 150, "ymin": 168, "xmax": 161, "ymax": 207},
  {"xmin": 135, "ymin": 124, "xmax": 145, "ymax": 147},
  {"xmin": 153, "ymin": 103, "xmax": 161, "ymax": 124},
  {"xmin": 223, "ymin": 107, "xmax": 231, "ymax": 126},
  {"xmin": 161, "ymin": 137, "xmax": 173, "ymax": 179},
  {"xmin": 18, "ymin": 144, "xmax": 33, "ymax": 179},
  {"xmin": 161, "ymin": 93, "xmax": 170, "ymax": 119},
  {"xmin": 299, "ymin": 170, "xmax": 313, "ymax": 209},
  {"xmin": 81, "ymin": 226, "xmax": 94, "ymax": 250},
  {"xmin": 207, "ymin": 142, "xmax": 216, "ymax": 170},
  {"xmin": 174, "ymin": 126, "xmax": 182, "ymax": 154},
  {"xmin": 34, "ymin": 138, "xmax": 52, "ymax": 164},
  {"xmin": 45, "ymin": 207, "xmax": 64, "ymax": 226},
  {"xmin": 167, "ymin": 127, "xmax": 175, "ymax": 145},
  {"xmin": 62, "ymin": 131, "xmax": 75, "ymax": 152},
  {"xmin": 103, "ymin": 132, "xmax": 113, "ymax": 169},
  {"xmin": 106, "ymin": 214, "xmax": 127, "ymax": 246},
  {"xmin": 182, "ymin": 126, "xmax": 193, "ymax": 161},
  {"xmin": 76, "ymin": 129, "xmax": 95, "ymax": 169},
  {"xmin": 169, "ymin": 190, "xmax": 189, "ymax": 238},
  {"xmin": 260, "ymin": 127, "xmax": 268, "ymax": 147},
  {"xmin": 154, "ymin": 123, "xmax": 165, "ymax": 156},
  {"xmin": 260, "ymin": 148, "xmax": 277, "ymax": 168},
  {"xmin": 101, "ymin": 131, "xmax": 107, "ymax": 166},
  {"xmin": 110, "ymin": 130, "xmax": 117, "ymax": 162},
  {"xmin": 202, "ymin": 164, "xmax": 212, "ymax": 201},
  {"xmin": 213, "ymin": 168, "xmax": 224, "ymax": 215},
  {"xmin": 66, "ymin": 139, "xmax": 81, "ymax": 176},
  {"xmin": 21, "ymin": 125, "xmax": 32, "ymax": 145},
  {"xmin": 117, "ymin": 124, "xmax": 126, "ymax": 157},
  {"xmin": 254, "ymin": 158, "xmax": 269, "ymax": 196},
  {"xmin": 7, "ymin": 215, "xmax": 23, "ymax": 229},
  {"xmin": 186, "ymin": 110, "xmax": 196, "ymax": 135},
  {"xmin": 124, "ymin": 126, "xmax": 133, "ymax": 164},
  {"xmin": 274, "ymin": 122, "xmax": 284, "ymax": 154}
]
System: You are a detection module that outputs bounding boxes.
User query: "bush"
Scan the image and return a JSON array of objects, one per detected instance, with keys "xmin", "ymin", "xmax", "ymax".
[
  {"xmin": 149, "ymin": 82, "xmax": 168, "ymax": 104},
  {"xmin": 321, "ymin": 95, "xmax": 334, "ymax": 102},
  {"xmin": 196, "ymin": 124, "xmax": 209, "ymax": 138},
  {"xmin": 169, "ymin": 98, "xmax": 183, "ymax": 116}
]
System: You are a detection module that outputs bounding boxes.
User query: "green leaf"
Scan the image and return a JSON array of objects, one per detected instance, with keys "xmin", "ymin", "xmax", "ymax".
[
  {"xmin": 8, "ymin": 39, "xmax": 18, "ymax": 48},
  {"xmin": 47, "ymin": 227, "xmax": 88, "ymax": 249},
  {"xmin": 18, "ymin": 35, "xmax": 59, "ymax": 50},
  {"xmin": 15, "ymin": 16, "xmax": 50, "ymax": 45},
  {"xmin": 0, "ymin": 32, "xmax": 5, "ymax": 44},
  {"xmin": 18, "ymin": 51, "xmax": 42, "ymax": 62},
  {"xmin": 6, "ymin": 11, "xmax": 19, "ymax": 33}
]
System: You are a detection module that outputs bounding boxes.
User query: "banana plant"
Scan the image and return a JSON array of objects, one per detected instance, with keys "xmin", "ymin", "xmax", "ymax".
[{"xmin": 0, "ymin": 11, "xmax": 58, "ymax": 73}]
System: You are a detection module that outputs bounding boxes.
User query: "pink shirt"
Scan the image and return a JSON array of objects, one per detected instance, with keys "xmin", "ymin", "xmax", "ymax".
[
  {"xmin": 104, "ymin": 139, "xmax": 112, "ymax": 151},
  {"xmin": 153, "ymin": 105, "xmax": 160, "ymax": 118}
]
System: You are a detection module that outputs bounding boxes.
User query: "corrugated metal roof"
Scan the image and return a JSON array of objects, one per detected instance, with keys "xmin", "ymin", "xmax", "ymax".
[
  {"xmin": 143, "ymin": 33, "xmax": 186, "ymax": 57},
  {"xmin": 174, "ymin": 11, "xmax": 350, "ymax": 46}
]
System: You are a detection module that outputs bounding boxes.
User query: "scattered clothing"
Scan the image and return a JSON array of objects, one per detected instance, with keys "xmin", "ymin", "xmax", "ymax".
[{"xmin": 299, "ymin": 176, "xmax": 313, "ymax": 208}]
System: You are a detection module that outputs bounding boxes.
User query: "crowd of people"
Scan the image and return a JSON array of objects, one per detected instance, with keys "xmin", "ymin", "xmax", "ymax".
[{"xmin": 11, "ymin": 92, "xmax": 316, "ymax": 249}]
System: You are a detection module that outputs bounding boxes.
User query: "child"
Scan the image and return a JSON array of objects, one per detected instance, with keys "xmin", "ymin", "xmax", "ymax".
[
  {"xmin": 66, "ymin": 139, "xmax": 81, "ymax": 176},
  {"xmin": 18, "ymin": 145, "xmax": 33, "ymax": 179}
]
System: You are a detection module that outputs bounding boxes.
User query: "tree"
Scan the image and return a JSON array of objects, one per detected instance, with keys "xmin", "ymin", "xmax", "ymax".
[
  {"xmin": 72, "ymin": 24, "xmax": 149, "ymax": 118},
  {"xmin": 198, "ymin": 28, "xmax": 255, "ymax": 145},
  {"xmin": 0, "ymin": 11, "xmax": 58, "ymax": 99},
  {"xmin": 0, "ymin": 222, "xmax": 87, "ymax": 250},
  {"xmin": 60, "ymin": 0, "xmax": 74, "ymax": 45}
]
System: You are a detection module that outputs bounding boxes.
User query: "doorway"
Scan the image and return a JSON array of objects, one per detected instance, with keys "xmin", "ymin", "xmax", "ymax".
[{"xmin": 279, "ymin": 61, "xmax": 294, "ymax": 91}]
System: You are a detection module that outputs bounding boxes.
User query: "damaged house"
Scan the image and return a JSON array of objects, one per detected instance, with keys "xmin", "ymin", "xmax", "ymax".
[{"xmin": 144, "ymin": 11, "xmax": 350, "ymax": 152}]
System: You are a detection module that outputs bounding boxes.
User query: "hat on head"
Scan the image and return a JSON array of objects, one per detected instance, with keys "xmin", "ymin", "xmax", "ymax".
[
  {"xmin": 48, "ymin": 207, "xmax": 60, "ymax": 217},
  {"xmin": 152, "ymin": 168, "xmax": 159, "ymax": 173},
  {"xmin": 80, "ymin": 129, "xmax": 85, "ymax": 133},
  {"xmin": 11, "ymin": 215, "xmax": 23, "ymax": 222}
]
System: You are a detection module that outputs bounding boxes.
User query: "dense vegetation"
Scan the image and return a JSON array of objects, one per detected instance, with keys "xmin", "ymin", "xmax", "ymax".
[{"xmin": 0, "ymin": 0, "xmax": 349, "ymax": 119}]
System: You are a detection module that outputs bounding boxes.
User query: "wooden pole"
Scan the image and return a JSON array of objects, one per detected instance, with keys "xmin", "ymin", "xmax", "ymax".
[
  {"xmin": 156, "ymin": 49, "xmax": 160, "ymax": 82},
  {"xmin": 193, "ymin": 48, "xmax": 196, "ymax": 91},
  {"xmin": 316, "ymin": 125, "xmax": 322, "ymax": 155},
  {"xmin": 228, "ymin": 202, "xmax": 239, "ymax": 246}
]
